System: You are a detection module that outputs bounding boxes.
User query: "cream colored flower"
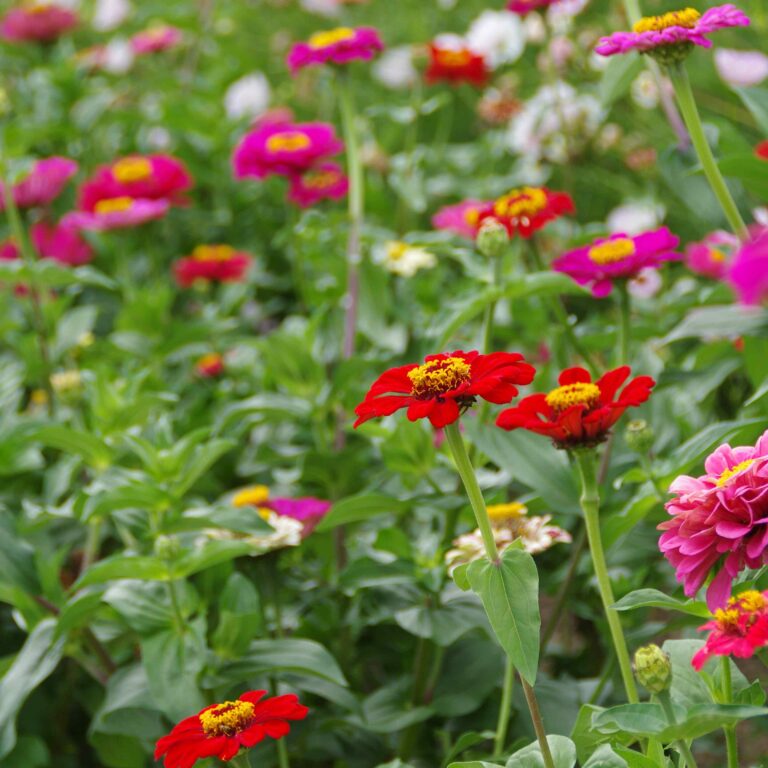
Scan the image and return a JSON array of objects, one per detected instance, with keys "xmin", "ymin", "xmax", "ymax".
[{"xmin": 381, "ymin": 241, "xmax": 437, "ymax": 277}]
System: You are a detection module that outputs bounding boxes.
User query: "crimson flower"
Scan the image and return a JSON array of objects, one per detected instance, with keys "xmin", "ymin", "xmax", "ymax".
[
  {"xmin": 353, "ymin": 351, "xmax": 535, "ymax": 429},
  {"xmin": 496, "ymin": 366, "xmax": 655, "ymax": 449},
  {"xmin": 477, "ymin": 186, "xmax": 574, "ymax": 239},
  {"xmin": 154, "ymin": 690, "xmax": 308, "ymax": 768},
  {"xmin": 174, "ymin": 245, "xmax": 251, "ymax": 287},
  {"xmin": 425, "ymin": 42, "xmax": 489, "ymax": 87},
  {"xmin": 756, "ymin": 140, "xmax": 768, "ymax": 161}
]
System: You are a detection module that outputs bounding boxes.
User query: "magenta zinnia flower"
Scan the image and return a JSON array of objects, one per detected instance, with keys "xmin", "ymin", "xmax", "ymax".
[
  {"xmin": 130, "ymin": 24, "xmax": 183, "ymax": 55},
  {"xmin": 0, "ymin": 2, "xmax": 78, "ymax": 43},
  {"xmin": 685, "ymin": 230, "xmax": 739, "ymax": 280},
  {"xmin": 595, "ymin": 5, "xmax": 750, "ymax": 60},
  {"xmin": 431, "ymin": 200, "xmax": 490, "ymax": 239},
  {"xmin": 659, "ymin": 430, "xmax": 768, "ymax": 610},
  {"xmin": 63, "ymin": 197, "xmax": 169, "ymax": 231},
  {"xmin": 31, "ymin": 221, "xmax": 93, "ymax": 265},
  {"xmin": 727, "ymin": 226, "xmax": 768, "ymax": 306},
  {"xmin": 287, "ymin": 26, "xmax": 383, "ymax": 73},
  {"xmin": 288, "ymin": 163, "xmax": 348, "ymax": 208},
  {"xmin": 552, "ymin": 227, "xmax": 680, "ymax": 297},
  {"xmin": 0, "ymin": 157, "xmax": 78, "ymax": 211},
  {"xmin": 506, "ymin": 0, "xmax": 562, "ymax": 15},
  {"xmin": 233, "ymin": 122, "xmax": 344, "ymax": 180}
]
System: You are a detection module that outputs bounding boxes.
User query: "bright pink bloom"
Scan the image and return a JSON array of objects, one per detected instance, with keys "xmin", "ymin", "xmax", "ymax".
[
  {"xmin": 31, "ymin": 221, "xmax": 93, "ymax": 266},
  {"xmin": 658, "ymin": 429, "xmax": 768, "ymax": 610},
  {"xmin": 288, "ymin": 163, "xmax": 348, "ymax": 208},
  {"xmin": 63, "ymin": 197, "xmax": 169, "ymax": 231},
  {"xmin": 595, "ymin": 5, "xmax": 750, "ymax": 58},
  {"xmin": 728, "ymin": 226, "xmax": 768, "ymax": 306},
  {"xmin": 0, "ymin": 3, "xmax": 78, "ymax": 43},
  {"xmin": 287, "ymin": 26, "xmax": 383, "ymax": 73},
  {"xmin": 0, "ymin": 239, "xmax": 20, "ymax": 261},
  {"xmin": 692, "ymin": 590, "xmax": 768, "ymax": 670},
  {"xmin": 130, "ymin": 24, "xmax": 183, "ymax": 55},
  {"xmin": 0, "ymin": 157, "xmax": 78, "ymax": 211},
  {"xmin": 233, "ymin": 122, "xmax": 344, "ymax": 180},
  {"xmin": 552, "ymin": 227, "xmax": 681, "ymax": 298},
  {"xmin": 431, "ymin": 200, "xmax": 490, "ymax": 239},
  {"xmin": 506, "ymin": 0, "xmax": 562, "ymax": 15},
  {"xmin": 173, "ymin": 245, "xmax": 251, "ymax": 287},
  {"xmin": 685, "ymin": 230, "xmax": 739, "ymax": 280}
]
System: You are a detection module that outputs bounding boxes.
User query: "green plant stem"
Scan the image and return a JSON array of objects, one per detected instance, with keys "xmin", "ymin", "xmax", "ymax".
[
  {"xmin": 720, "ymin": 657, "xmax": 739, "ymax": 768},
  {"xmin": 167, "ymin": 578, "xmax": 185, "ymax": 634},
  {"xmin": 482, "ymin": 252, "xmax": 504, "ymax": 354},
  {"xmin": 399, "ymin": 636, "xmax": 434, "ymax": 759},
  {"xmin": 276, "ymin": 738, "xmax": 290, "ymax": 768},
  {"xmin": 617, "ymin": 282, "xmax": 631, "ymax": 365},
  {"xmin": 574, "ymin": 451, "xmax": 638, "ymax": 703},
  {"xmin": 640, "ymin": 454, "xmax": 666, "ymax": 504},
  {"xmin": 80, "ymin": 519, "xmax": 102, "ymax": 575},
  {"xmin": 668, "ymin": 64, "xmax": 748, "ymax": 239},
  {"xmin": 494, "ymin": 656, "xmax": 515, "ymax": 755},
  {"xmin": 657, "ymin": 690, "xmax": 699, "ymax": 768}
]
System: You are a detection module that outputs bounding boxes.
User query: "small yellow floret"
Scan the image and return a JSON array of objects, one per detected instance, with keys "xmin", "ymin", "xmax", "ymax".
[
  {"xmin": 112, "ymin": 157, "xmax": 153, "ymax": 183},
  {"xmin": 717, "ymin": 459, "xmax": 755, "ymax": 487},
  {"xmin": 199, "ymin": 700, "xmax": 255, "ymax": 737},
  {"xmin": 192, "ymin": 245, "xmax": 236, "ymax": 262},
  {"xmin": 232, "ymin": 485, "xmax": 270, "ymax": 508},
  {"xmin": 545, "ymin": 382, "xmax": 601, "ymax": 413},
  {"xmin": 730, "ymin": 590, "xmax": 767, "ymax": 614},
  {"xmin": 633, "ymin": 8, "xmax": 701, "ymax": 33},
  {"xmin": 408, "ymin": 357, "xmax": 471, "ymax": 398},
  {"xmin": 308, "ymin": 27, "xmax": 355, "ymax": 49},
  {"xmin": 487, "ymin": 502, "xmax": 528, "ymax": 522},
  {"xmin": 588, "ymin": 238, "xmax": 636, "ymax": 265},
  {"xmin": 493, "ymin": 187, "xmax": 547, "ymax": 221},
  {"xmin": 266, "ymin": 132, "xmax": 312, "ymax": 153},
  {"xmin": 714, "ymin": 607, "xmax": 741, "ymax": 629},
  {"xmin": 94, "ymin": 196, "xmax": 135, "ymax": 214}
]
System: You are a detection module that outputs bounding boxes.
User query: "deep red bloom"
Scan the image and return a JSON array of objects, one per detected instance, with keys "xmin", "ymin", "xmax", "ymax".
[
  {"xmin": 354, "ymin": 351, "xmax": 535, "ymax": 429},
  {"xmin": 425, "ymin": 43, "xmax": 489, "ymax": 87},
  {"xmin": 195, "ymin": 353, "xmax": 224, "ymax": 378},
  {"xmin": 173, "ymin": 245, "xmax": 251, "ymax": 287},
  {"xmin": 496, "ymin": 366, "xmax": 655, "ymax": 449},
  {"xmin": 755, "ymin": 141, "xmax": 768, "ymax": 161},
  {"xmin": 154, "ymin": 690, "xmax": 308, "ymax": 768},
  {"xmin": 476, "ymin": 186, "xmax": 574, "ymax": 239}
]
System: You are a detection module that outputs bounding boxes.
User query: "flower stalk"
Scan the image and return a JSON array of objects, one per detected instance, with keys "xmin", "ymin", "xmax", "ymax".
[
  {"xmin": 494, "ymin": 656, "xmax": 515, "ymax": 755},
  {"xmin": 617, "ymin": 282, "xmax": 631, "ymax": 365},
  {"xmin": 720, "ymin": 657, "xmax": 739, "ymax": 768},
  {"xmin": 657, "ymin": 688, "xmax": 699, "ymax": 768}
]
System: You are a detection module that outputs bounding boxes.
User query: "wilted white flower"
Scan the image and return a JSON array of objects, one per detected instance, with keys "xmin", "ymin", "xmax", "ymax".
[
  {"xmin": 628, "ymin": 268, "xmax": 663, "ymax": 299},
  {"xmin": 92, "ymin": 0, "xmax": 131, "ymax": 31},
  {"xmin": 373, "ymin": 46, "xmax": 417, "ymax": 90},
  {"xmin": 607, "ymin": 200, "xmax": 665, "ymax": 235},
  {"xmin": 466, "ymin": 11, "xmax": 525, "ymax": 69},
  {"xmin": 523, "ymin": 13, "xmax": 546, "ymax": 43},
  {"xmin": 206, "ymin": 512, "xmax": 303, "ymax": 555},
  {"xmin": 224, "ymin": 72, "xmax": 271, "ymax": 121},
  {"xmin": 714, "ymin": 49, "xmax": 768, "ymax": 88},
  {"xmin": 380, "ymin": 241, "xmax": 437, "ymax": 277},
  {"xmin": 631, "ymin": 71, "xmax": 660, "ymax": 109}
]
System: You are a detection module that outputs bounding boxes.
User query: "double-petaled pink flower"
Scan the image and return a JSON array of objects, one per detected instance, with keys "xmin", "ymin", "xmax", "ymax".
[
  {"xmin": 287, "ymin": 26, "xmax": 383, "ymax": 73},
  {"xmin": 173, "ymin": 245, "xmax": 252, "ymax": 287},
  {"xmin": 659, "ymin": 429, "xmax": 768, "ymax": 610},
  {"xmin": 431, "ymin": 200, "xmax": 490, "ymax": 239},
  {"xmin": 0, "ymin": 157, "xmax": 78, "ymax": 211},
  {"xmin": 0, "ymin": 2, "xmax": 78, "ymax": 43},
  {"xmin": 130, "ymin": 24, "xmax": 183, "ymax": 55},
  {"xmin": 727, "ymin": 226, "xmax": 768, "ymax": 306},
  {"xmin": 288, "ymin": 162, "xmax": 348, "ymax": 208},
  {"xmin": 506, "ymin": 0, "xmax": 562, "ymax": 15},
  {"xmin": 63, "ymin": 197, "xmax": 170, "ymax": 231},
  {"xmin": 685, "ymin": 230, "xmax": 739, "ymax": 280},
  {"xmin": 553, "ymin": 227, "xmax": 681, "ymax": 297},
  {"xmin": 0, "ymin": 221, "xmax": 93, "ymax": 266}
]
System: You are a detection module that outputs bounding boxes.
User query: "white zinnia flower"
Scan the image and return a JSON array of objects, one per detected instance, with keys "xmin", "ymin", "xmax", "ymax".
[
  {"xmin": 381, "ymin": 241, "xmax": 437, "ymax": 277},
  {"xmin": 92, "ymin": 0, "xmax": 131, "ymax": 31},
  {"xmin": 373, "ymin": 46, "xmax": 417, "ymax": 90},
  {"xmin": 466, "ymin": 11, "xmax": 525, "ymax": 69},
  {"xmin": 607, "ymin": 200, "xmax": 665, "ymax": 235},
  {"xmin": 224, "ymin": 72, "xmax": 271, "ymax": 121}
]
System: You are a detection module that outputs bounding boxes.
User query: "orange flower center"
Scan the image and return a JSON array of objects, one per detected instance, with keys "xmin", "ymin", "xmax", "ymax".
[
  {"xmin": 408, "ymin": 357, "xmax": 471, "ymax": 398},
  {"xmin": 545, "ymin": 382, "xmax": 601, "ymax": 413},
  {"xmin": 308, "ymin": 27, "xmax": 355, "ymax": 49},
  {"xmin": 713, "ymin": 607, "xmax": 741, "ymax": 632},
  {"xmin": 266, "ymin": 132, "xmax": 312, "ymax": 153},
  {"xmin": 633, "ymin": 8, "xmax": 701, "ymax": 33},
  {"xmin": 493, "ymin": 187, "xmax": 547, "ymax": 221},
  {"xmin": 709, "ymin": 248, "xmax": 726, "ymax": 263},
  {"xmin": 192, "ymin": 245, "xmax": 236, "ymax": 262},
  {"xmin": 588, "ymin": 238, "xmax": 636, "ymax": 265},
  {"xmin": 717, "ymin": 459, "xmax": 756, "ymax": 487},
  {"xmin": 436, "ymin": 48, "xmax": 473, "ymax": 68},
  {"xmin": 487, "ymin": 502, "xmax": 528, "ymax": 523},
  {"xmin": 199, "ymin": 700, "xmax": 255, "ymax": 738},
  {"xmin": 463, "ymin": 207, "xmax": 481, "ymax": 226},
  {"xmin": 197, "ymin": 353, "xmax": 222, "ymax": 368},
  {"xmin": 94, "ymin": 196, "xmax": 135, "ymax": 214},
  {"xmin": 112, "ymin": 157, "xmax": 153, "ymax": 183},
  {"xmin": 232, "ymin": 485, "xmax": 270, "ymax": 508},
  {"xmin": 303, "ymin": 170, "xmax": 339, "ymax": 189}
]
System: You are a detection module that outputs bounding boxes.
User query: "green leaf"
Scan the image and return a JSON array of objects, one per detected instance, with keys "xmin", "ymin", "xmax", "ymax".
[
  {"xmin": 599, "ymin": 54, "xmax": 643, "ymax": 106},
  {"xmin": 582, "ymin": 744, "xmax": 628, "ymax": 768},
  {"xmin": 0, "ymin": 260, "xmax": 115, "ymax": 290},
  {"xmin": 466, "ymin": 548, "xmax": 540, "ymax": 685},
  {"xmin": 613, "ymin": 748, "xmax": 662, "ymax": 768},
  {"xmin": 612, "ymin": 589, "xmax": 710, "ymax": 618},
  {"xmin": 55, "ymin": 587, "xmax": 105, "ymax": 635},
  {"xmin": 505, "ymin": 735, "xmax": 577, "ymax": 768},
  {"xmin": 76, "ymin": 555, "xmax": 168, "ymax": 587},
  {"xmin": 171, "ymin": 539, "xmax": 256, "ymax": 579},
  {"xmin": 661, "ymin": 305, "xmax": 768, "ymax": 345},
  {"xmin": 32, "ymin": 425, "xmax": 112, "ymax": 468},
  {"xmin": 173, "ymin": 438, "xmax": 235, "ymax": 496},
  {"xmin": 212, "ymin": 572, "xmax": 263, "ymax": 658},
  {"xmin": 395, "ymin": 595, "xmax": 489, "ymax": 646},
  {"xmin": 735, "ymin": 86, "xmax": 768, "ymax": 134},
  {"xmin": 357, "ymin": 679, "xmax": 434, "ymax": 733},
  {"xmin": 443, "ymin": 731, "xmax": 496, "ymax": 767},
  {"xmin": 316, "ymin": 493, "xmax": 405, "ymax": 532},
  {"xmin": 103, "ymin": 581, "xmax": 180, "ymax": 634}
]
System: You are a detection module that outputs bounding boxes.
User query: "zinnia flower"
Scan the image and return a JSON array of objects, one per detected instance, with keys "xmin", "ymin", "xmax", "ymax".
[
  {"xmin": 595, "ymin": 5, "xmax": 751, "ymax": 63},
  {"xmin": 552, "ymin": 227, "xmax": 681, "ymax": 297},
  {"xmin": 154, "ymin": 690, "xmax": 308, "ymax": 768},
  {"xmin": 0, "ymin": 157, "xmax": 78, "ymax": 211},
  {"xmin": 379, "ymin": 241, "xmax": 436, "ymax": 277},
  {"xmin": 0, "ymin": 2, "xmax": 78, "ymax": 43},
  {"xmin": 685, "ymin": 230, "xmax": 739, "ymax": 280},
  {"xmin": 173, "ymin": 245, "xmax": 251, "ymax": 288},
  {"xmin": 714, "ymin": 48, "xmax": 768, "ymax": 87},
  {"xmin": 756, "ymin": 141, "xmax": 768, "ymax": 161},
  {"xmin": 31, "ymin": 221, "xmax": 93, "ymax": 266},
  {"xmin": 728, "ymin": 226, "xmax": 768, "ymax": 305},
  {"xmin": 692, "ymin": 590, "xmax": 768, "ymax": 670},
  {"xmin": 506, "ymin": 0, "xmax": 562, "ymax": 15},
  {"xmin": 658, "ymin": 429, "xmax": 768, "ymax": 610},
  {"xmin": 130, "ymin": 24, "xmax": 183, "ymax": 54},
  {"xmin": 287, "ymin": 26, "xmax": 383, "ymax": 73},
  {"xmin": 425, "ymin": 38, "xmax": 489, "ymax": 87},
  {"xmin": 496, "ymin": 366, "xmax": 655, "ymax": 449},
  {"xmin": 431, "ymin": 199, "xmax": 490, "ymax": 239},
  {"xmin": 353, "ymin": 350, "xmax": 535, "ymax": 429},
  {"xmin": 233, "ymin": 122, "xmax": 344, "ymax": 180},
  {"xmin": 231, "ymin": 485, "xmax": 330, "ymax": 539},
  {"xmin": 478, "ymin": 186, "xmax": 574, "ymax": 239},
  {"xmin": 195, "ymin": 353, "xmax": 224, "ymax": 378},
  {"xmin": 63, "ymin": 196, "xmax": 169, "ymax": 231},
  {"xmin": 287, "ymin": 162, "xmax": 348, "ymax": 208}
]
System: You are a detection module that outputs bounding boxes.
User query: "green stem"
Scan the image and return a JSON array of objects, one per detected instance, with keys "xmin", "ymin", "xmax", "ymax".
[
  {"xmin": 80, "ymin": 519, "xmax": 102, "ymax": 575},
  {"xmin": 640, "ymin": 455, "xmax": 666, "ymax": 504},
  {"xmin": 494, "ymin": 656, "xmax": 515, "ymax": 755},
  {"xmin": 574, "ymin": 451, "xmax": 639, "ymax": 703},
  {"xmin": 617, "ymin": 282, "xmax": 631, "ymax": 366},
  {"xmin": 167, "ymin": 579, "xmax": 185, "ymax": 634},
  {"xmin": 482, "ymin": 252, "xmax": 504, "ymax": 354},
  {"xmin": 398, "ymin": 636, "xmax": 434, "ymax": 760},
  {"xmin": 720, "ymin": 657, "xmax": 739, "ymax": 768},
  {"xmin": 520, "ymin": 677, "xmax": 555, "ymax": 768},
  {"xmin": 657, "ymin": 690, "xmax": 699, "ymax": 768},
  {"xmin": 276, "ymin": 738, "xmax": 290, "ymax": 768},
  {"xmin": 668, "ymin": 65, "xmax": 748, "ymax": 239}
]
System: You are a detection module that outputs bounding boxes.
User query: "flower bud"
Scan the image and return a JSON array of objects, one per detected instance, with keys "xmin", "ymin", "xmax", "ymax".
[
  {"xmin": 625, "ymin": 419, "xmax": 654, "ymax": 454},
  {"xmin": 633, "ymin": 644, "xmax": 672, "ymax": 694},
  {"xmin": 154, "ymin": 534, "xmax": 181, "ymax": 561},
  {"xmin": 476, "ymin": 218, "xmax": 509, "ymax": 259}
]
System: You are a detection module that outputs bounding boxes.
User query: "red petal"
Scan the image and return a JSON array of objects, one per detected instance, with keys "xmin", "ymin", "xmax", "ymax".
[
  {"xmin": 427, "ymin": 398, "xmax": 460, "ymax": 428},
  {"xmin": 558, "ymin": 367, "xmax": 592, "ymax": 386},
  {"xmin": 617, "ymin": 375, "xmax": 655, "ymax": 406},
  {"xmin": 353, "ymin": 395, "xmax": 412, "ymax": 427},
  {"xmin": 596, "ymin": 366, "xmax": 630, "ymax": 403},
  {"xmin": 239, "ymin": 690, "xmax": 268, "ymax": 705},
  {"xmin": 364, "ymin": 365, "xmax": 417, "ymax": 398}
]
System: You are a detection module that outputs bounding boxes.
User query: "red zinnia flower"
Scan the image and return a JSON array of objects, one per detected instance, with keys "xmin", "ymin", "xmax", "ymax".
[
  {"xmin": 477, "ymin": 186, "xmax": 574, "ymax": 239},
  {"xmin": 173, "ymin": 245, "xmax": 251, "ymax": 287},
  {"xmin": 154, "ymin": 690, "xmax": 308, "ymax": 768},
  {"xmin": 755, "ymin": 140, "xmax": 768, "ymax": 161},
  {"xmin": 496, "ymin": 366, "xmax": 655, "ymax": 449},
  {"xmin": 353, "ymin": 350, "xmax": 535, "ymax": 429},
  {"xmin": 425, "ymin": 42, "xmax": 489, "ymax": 87}
]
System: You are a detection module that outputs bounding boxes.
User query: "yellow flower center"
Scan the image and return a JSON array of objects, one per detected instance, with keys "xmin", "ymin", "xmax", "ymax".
[
  {"xmin": 436, "ymin": 48, "xmax": 473, "ymax": 68},
  {"xmin": 386, "ymin": 242, "xmax": 409, "ymax": 262},
  {"xmin": 709, "ymin": 248, "xmax": 726, "ymax": 263},
  {"xmin": 633, "ymin": 8, "xmax": 701, "ymax": 33},
  {"xmin": 23, "ymin": 2, "xmax": 52, "ymax": 13},
  {"xmin": 730, "ymin": 590, "xmax": 767, "ymax": 614},
  {"xmin": 588, "ymin": 238, "xmax": 636, "ymax": 265},
  {"xmin": 487, "ymin": 502, "xmax": 528, "ymax": 522},
  {"xmin": 197, "ymin": 353, "xmax": 222, "ymax": 368},
  {"xmin": 545, "ymin": 382, "xmax": 601, "ymax": 413},
  {"xmin": 493, "ymin": 187, "xmax": 547, "ymax": 221},
  {"xmin": 112, "ymin": 157, "xmax": 153, "ymax": 183},
  {"xmin": 304, "ymin": 170, "xmax": 339, "ymax": 189},
  {"xmin": 717, "ymin": 459, "xmax": 756, "ymax": 487},
  {"xmin": 714, "ymin": 607, "xmax": 741, "ymax": 630},
  {"xmin": 308, "ymin": 27, "xmax": 355, "ymax": 50},
  {"xmin": 463, "ymin": 207, "xmax": 481, "ymax": 226},
  {"xmin": 232, "ymin": 485, "xmax": 270, "ymax": 508},
  {"xmin": 192, "ymin": 245, "xmax": 236, "ymax": 262},
  {"xmin": 266, "ymin": 132, "xmax": 312, "ymax": 153},
  {"xmin": 408, "ymin": 357, "xmax": 471, "ymax": 398},
  {"xmin": 94, "ymin": 196, "xmax": 135, "ymax": 214},
  {"xmin": 199, "ymin": 700, "xmax": 255, "ymax": 738}
]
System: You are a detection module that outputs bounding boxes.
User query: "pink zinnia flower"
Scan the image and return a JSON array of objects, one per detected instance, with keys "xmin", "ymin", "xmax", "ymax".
[
  {"xmin": 268, "ymin": 496, "xmax": 331, "ymax": 536},
  {"xmin": 0, "ymin": 239, "xmax": 19, "ymax": 262},
  {"xmin": 287, "ymin": 26, "xmax": 383, "ymax": 73},
  {"xmin": 685, "ymin": 230, "xmax": 739, "ymax": 280},
  {"xmin": 727, "ymin": 226, "xmax": 768, "ymax": 306},
  {"xmin": 63, "ymin": 197, "xmax": 169, "ymax": 231},
  {"xmin": 431, "ymin": 200, "xmax": 490, "ymax": 239},
  {"xmin": 31, "ymin": 221, "xmax": 93, "ymax": 266},
  {"xmin": 233, "ymin": 122, "xmax": 344, "ymax": 180},
  {"xmin": 287, "ymin": 162, "xmax": 348, "ymax": 208},
  {"xmin": 506, "ymin": 0, "xmax": 562, "ymax": 16},
  {"xmin": 130, "ymin": 24, "xmax": 183, "ymax": 55},
  {"xmin": 0, "ymin": 2, "xmax": 78, "ymax": 43},
  {"xmin": 0, "ymin": 157, "xmax": 78, "ymax": 211},
  {"xmin": 714, "ymin": 48, "xmax": 768, "ymax": 88},
  {"xmin": 692, "ymin": 590, "xmax": 768, "ymax": 670},
  {"xmin": 595, "ymin": 5, "xmax": 751, "ymax": 60},
  {"xmin": 658, "ymin": 429, "xmax": 768, "ymax": 610},
  {"xmin": 173, "ymin": 245, "xmax": 251, "ymax": 287},
  {"xmin": 552, "ymin": 227, "xmax": 681, "ymax": 298}
]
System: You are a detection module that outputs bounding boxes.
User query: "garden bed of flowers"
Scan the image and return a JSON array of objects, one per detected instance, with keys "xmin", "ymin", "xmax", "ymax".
[{"xmin": 1, "ymin": 0, "xmax": 768, "ymax": 767}]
